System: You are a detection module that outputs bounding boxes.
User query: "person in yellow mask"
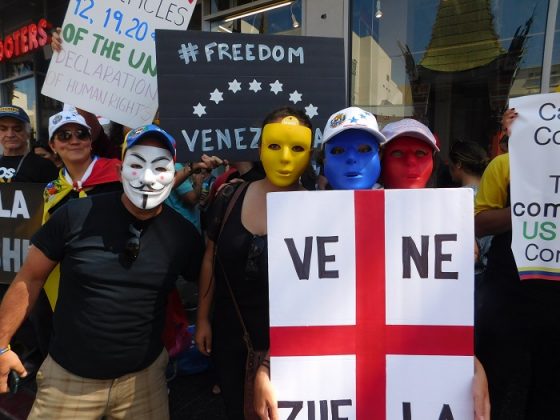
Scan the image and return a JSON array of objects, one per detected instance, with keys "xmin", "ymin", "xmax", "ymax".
[{"xmin": 195, "ymin": 107, "xmax": 312, "ymax": 420}]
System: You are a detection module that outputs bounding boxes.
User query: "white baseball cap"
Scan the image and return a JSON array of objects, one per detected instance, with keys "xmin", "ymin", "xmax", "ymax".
[
  {"xmin": 48, "ymin": 110, "xmax": 91, "ymax": 140},
  {"xmin": 381, "ymin": 118, "xmax": 439, "ymax": 152},
  {"xmin": 321, "ymin": 106, "xmax": 386, "ymax": 148}
]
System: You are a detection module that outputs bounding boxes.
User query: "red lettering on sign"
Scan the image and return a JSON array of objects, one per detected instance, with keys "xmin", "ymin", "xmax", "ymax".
[{"xmin": 0, "ymin": 19, "xmax": 51, "ymax": 62}]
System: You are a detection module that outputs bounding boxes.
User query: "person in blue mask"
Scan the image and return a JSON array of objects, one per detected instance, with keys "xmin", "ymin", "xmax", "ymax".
[{"xmin": 321, "ymin": 106, "xmax": 386, "ymax": 190}]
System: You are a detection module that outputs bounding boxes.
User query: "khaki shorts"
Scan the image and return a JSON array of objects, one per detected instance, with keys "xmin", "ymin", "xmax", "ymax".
[{"xmin": 28, "ymin": 350, "xmax": 169, "ymax": 420}]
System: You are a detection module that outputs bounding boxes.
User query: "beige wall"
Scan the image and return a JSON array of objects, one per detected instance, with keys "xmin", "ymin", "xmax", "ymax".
[{"xmin": 351, "ymin": 33, "xmax": 403, "ymax": 109}]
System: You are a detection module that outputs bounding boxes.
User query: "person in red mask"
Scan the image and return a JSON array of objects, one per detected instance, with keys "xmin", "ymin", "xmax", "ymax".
[
  {"xmin": 380, "ymin": 118, "xmax": 439, "ymax": 189},
  {"xmin": 380, "ymin": 118, "xmax": 490, "ymax": 419}
]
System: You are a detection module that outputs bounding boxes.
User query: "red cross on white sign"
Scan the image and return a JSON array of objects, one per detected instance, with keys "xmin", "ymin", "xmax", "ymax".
[{"xmin": 268, "ymin": 190, "xmax": 474, "ymax": 420}]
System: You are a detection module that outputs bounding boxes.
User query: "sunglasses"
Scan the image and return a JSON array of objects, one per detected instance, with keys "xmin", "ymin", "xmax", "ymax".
[
  {"xmin": 123, "ymin": 223, "xmax": 142, "ymax": 264},
  {"xmin": 54, "ymin": 128, "xmax": 90, "ymax": 142},
  {"xmin": 245, "ymin": 235, "xmax": 266, "ymax": 281}
]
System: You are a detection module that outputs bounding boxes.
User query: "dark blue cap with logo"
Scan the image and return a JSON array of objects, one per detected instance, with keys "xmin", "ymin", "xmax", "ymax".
[
  {"xmin": 0, "ymin": 105, "xmax": 30, "ymax": 124},
  {"xmin": 123, "ymin": 124, "xmax": 177, "ymax": 161}
]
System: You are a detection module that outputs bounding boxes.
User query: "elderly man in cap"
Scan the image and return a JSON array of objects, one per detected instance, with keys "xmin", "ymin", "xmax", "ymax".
[
  {"xmin": 0, "ymin": 105, "xmax": 58, "ymax": 183},
  {"xmin": 0, "ymin": 124, "xmax": 203, "ymax": 419}
]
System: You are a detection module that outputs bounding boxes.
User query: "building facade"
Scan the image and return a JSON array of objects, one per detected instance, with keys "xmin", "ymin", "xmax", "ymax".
[{"xmin": 1, "ymin": 0, "xmax": 558, "ymax": 160}]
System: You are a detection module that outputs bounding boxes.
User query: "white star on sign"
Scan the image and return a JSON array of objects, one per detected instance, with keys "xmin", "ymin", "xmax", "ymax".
[
  {"xmin": 289, "ymin": 90, "xmax": 302, "ymax": 104},
  {"xmin": 305, "ymin": 104, "xmax": 318, "ymax": 119},
  {"xmin": 193, "ymin": 103, "xmax": 206, "ymax": 117},
  {"xmin": 209, "ymin": 88, "xmax": 224, "ymax": 104},
  {"xmin": 269, "ymin": 80, "xmax": 283, "ymax": 95},
  {"xmin": 228, "ymin": 79, "xmax": 242, "ymax": 93},
  {"xmin": 249, "ymin": 79, "xmax": 262, "ymax": 93}
]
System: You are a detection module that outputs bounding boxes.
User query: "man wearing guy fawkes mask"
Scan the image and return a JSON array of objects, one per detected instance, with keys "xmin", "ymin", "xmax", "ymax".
[
  {"xmin": 0, "ymin": 125, "xmax": 203, "ymax": 419},
  {"xmin": 121, "ymin": 125, "xmax": 176, "ymax": 211}
]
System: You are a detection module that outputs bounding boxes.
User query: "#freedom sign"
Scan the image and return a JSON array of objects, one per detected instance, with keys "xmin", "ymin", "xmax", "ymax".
[
  {"xmin": 0, "ymin": 183, "xmax": 44, "ymax": 284},
  {"xmin": 268, "ymin": 189, "xmax": 474, "ymax": 420},
  {"xmin": 156, "ymin": 31, "xmax": 345, "ymax": 161},
  {"xmin": 42, "ymin": 0, "xmax": 195, "ymax": 128},
  {"xmin": 509, "ymin": 93, "xmax": 560, "ymax": 280}
]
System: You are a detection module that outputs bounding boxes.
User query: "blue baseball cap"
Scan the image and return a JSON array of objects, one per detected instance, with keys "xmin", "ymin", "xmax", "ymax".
[
  {"xmin": 123, "ymin": 124, "xmax": 177, "ymax": 161},
  {"xmin": 0, "ymin": 105, "xmax": 30, "ymax": 124}
]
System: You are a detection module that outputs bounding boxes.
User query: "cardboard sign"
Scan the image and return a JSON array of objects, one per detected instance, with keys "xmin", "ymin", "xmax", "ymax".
[
  {"xmin": 268, "ymin": 189, "xmax": 474, "ymax": 420},
  {"xmin": 42, "ymin": 0, "xmax": 195, "ymax": 128},
  {"xmin": 0, "ymin": 183, "xmax": 44, "ymax": 284},
  {"xmin": 156, "ymin": 30, "xmax": 346, "ymax": 161},
  {"xmin": 509, "ymin": 93, "xmax": 560, "ymax": 280}
]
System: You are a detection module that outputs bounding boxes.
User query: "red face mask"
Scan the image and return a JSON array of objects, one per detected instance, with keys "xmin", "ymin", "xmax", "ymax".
[{"xmin": 381, "ymin": 137, "xmax": 434, "ymax": 189}]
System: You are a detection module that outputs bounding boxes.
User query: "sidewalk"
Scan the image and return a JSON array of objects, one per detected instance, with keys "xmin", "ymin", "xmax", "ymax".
[{"xmin": 0, "ymin": 368, "xmax": 227, "ymax": 420}]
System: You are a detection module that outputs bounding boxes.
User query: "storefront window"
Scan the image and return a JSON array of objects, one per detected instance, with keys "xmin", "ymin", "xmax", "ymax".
[
  {"xmin": 5, "ymin": 61, "xmax": 34, "ymax": 80},
  {"xmin": 210, "ymin": 1, "xmax": 302, "ymax": 35},
  {"xmin": 0, "ymin": 76, "xmax": 37, "ymax": 135},
  {"xmin": 350, "ymin": 0, "xmax": 548, "ymax": 156},
  {"xmin": 549, "ymin": 4, "xmax": 560, "ymax": 91},
  {"xmin": 211, "ymin": 0, "xmax": 262, "ymax": 14}
]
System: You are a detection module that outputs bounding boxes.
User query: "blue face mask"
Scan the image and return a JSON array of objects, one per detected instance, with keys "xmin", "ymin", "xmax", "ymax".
[{"xmin": 324, "ymin": 129, "xmax": 381, "ymax": 190}]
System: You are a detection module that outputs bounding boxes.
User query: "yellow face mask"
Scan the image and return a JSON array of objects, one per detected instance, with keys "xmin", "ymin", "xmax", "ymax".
[{"xmin": 260, "ymin": 116, "xmax": 312, "ymax": 187}]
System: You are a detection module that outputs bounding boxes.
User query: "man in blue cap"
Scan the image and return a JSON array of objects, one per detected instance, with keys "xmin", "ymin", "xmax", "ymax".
[
  {"xmin": 0, "ymin": 105, "xmax": 58, "ymax": 183},
  {"xmin": 0, "ymin": 125, "xmax": 203, "ymax": 419}
]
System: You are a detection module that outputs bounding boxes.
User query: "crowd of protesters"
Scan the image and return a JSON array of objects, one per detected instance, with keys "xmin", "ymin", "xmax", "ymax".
[{"xmin": 0, "ymin": 28, "xmax": 553, "ymax": 420}]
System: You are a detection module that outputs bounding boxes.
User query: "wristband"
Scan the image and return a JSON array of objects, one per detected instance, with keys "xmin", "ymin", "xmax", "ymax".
[{"xmin": 0, "ymin": 344, "xmax": 11, "ymax": 356}]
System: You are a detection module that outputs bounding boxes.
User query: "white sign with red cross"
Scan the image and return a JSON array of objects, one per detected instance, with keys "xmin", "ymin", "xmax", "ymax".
[{"xmin": 267, "ymin": 189, "xmax": 474, "ymax": 420}]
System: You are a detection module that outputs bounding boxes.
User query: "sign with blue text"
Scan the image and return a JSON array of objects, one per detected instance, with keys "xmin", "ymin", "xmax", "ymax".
[
  {"xmin": 42, "ymin": 0, "xmax": 195, "ymax": 128},
  {"xmin": 509, "ymin": 93, "xmax": 560, "ymax": 280},
  {"xmin": 267, "ymin": 189, "xmax": 474, "ymax": 419},
  {"xmin": 156, "ymin": 30, "xmax": 346, "ymax": 161}
]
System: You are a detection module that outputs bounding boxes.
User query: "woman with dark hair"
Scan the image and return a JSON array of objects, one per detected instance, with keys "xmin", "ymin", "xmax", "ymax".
[
  {"xmin": 448, "ymin": 140, "xmax": 492, "ymax": 284},
  {"xmin": 195, "ymin": 107, "xmax": 313, "ymax": 420},
  {"xmin": 448, "ymin": 141, "xmax": 489, "ymax": 190}
]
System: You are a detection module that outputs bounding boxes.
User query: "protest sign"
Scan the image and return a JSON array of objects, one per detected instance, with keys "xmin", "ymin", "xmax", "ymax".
[
  {"xmin": 42, "ymin": 0, "xmax": 195, "ymax": 128},
  {"xmin": 509, "ymin": 93, "xmax": 560, "ymax": 280},
  {"xmin": 156, "ymin": 31, "xmax": 346, "ymax": 161},
  {"xmin": 268, "ymin": 189, "xmax": 474, "ymax": 420},
  {"xmin": 0, "ymin": 183, "xmax": 44, "ymax": 284}
]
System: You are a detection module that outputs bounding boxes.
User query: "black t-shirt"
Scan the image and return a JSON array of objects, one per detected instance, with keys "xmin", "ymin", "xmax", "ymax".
[
  {"xmin": 0, "ymin": 153, "xmax": 58, "ymax": 183},
  {"xmin": 32, "ymin": 192, "xmax": 203, "ymax": 379}
]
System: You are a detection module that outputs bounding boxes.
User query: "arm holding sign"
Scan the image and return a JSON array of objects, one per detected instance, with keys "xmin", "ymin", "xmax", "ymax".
[
  {"xmin": 254, "ymin": 356, "xmax": 279, "ymax": 420},
  {"xmin": 501, "ymin": 108, "xmax": 518, "ymax": 136},
  {"xmin": 0, "ymin": 246, "xmax": 57, "ymax": 393},
  {"xmin": 51, "ymin": 27, "xmax": 62, "ymax": 52},
  {"xmin": 473, "ymin": 357, "xmax": 490, "ymax": 420},
  {"xmin": 475, "ymin": 154, "xmax": 511, "ymax": 236},
  {"xmin": 173, "ymin": 154, "xmax": 224, "ymax": 189},
  {"xmin": 497, "ymin": 108, "xmax": 518, "ymax": 154},
  {"xmin": 195, "ymin": 240, "xmax": 216, "ymax": 356}
]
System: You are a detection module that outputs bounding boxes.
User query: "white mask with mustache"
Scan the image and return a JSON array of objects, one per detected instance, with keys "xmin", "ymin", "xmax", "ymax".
[{"xmin": 122, "ymin": 145, "xmax": 175, "ymax": 209}]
